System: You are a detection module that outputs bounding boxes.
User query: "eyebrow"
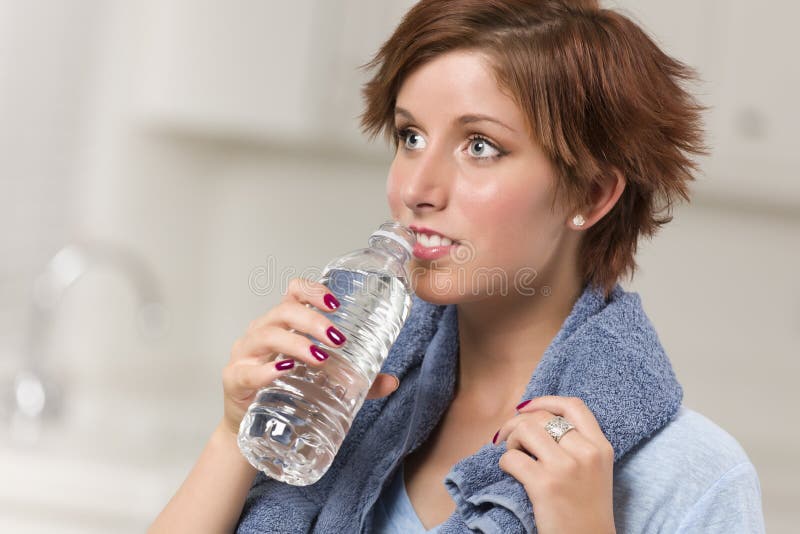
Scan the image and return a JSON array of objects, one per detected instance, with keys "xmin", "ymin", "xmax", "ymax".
[{"xmin": 394, "ymin": 107, "xmax": 517, "ymax": 133}]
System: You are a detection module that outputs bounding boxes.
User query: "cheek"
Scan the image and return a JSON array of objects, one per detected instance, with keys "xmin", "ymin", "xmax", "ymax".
[{"xmin": 476, "ymin": 189, "xmax": 557, "ymax": 263}]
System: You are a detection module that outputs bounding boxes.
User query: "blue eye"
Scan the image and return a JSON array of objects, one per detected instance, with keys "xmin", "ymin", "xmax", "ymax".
[
  {"xmin": 467, "ymin": 136, "xmax": 502, "ymax": 159},
  {"xmin": 395, "ymin": 128, "xmax": 506, "ymax": 161},
  {"xmin": 397, "ymin": 129, "xmax": 426, "ymax": 150}
]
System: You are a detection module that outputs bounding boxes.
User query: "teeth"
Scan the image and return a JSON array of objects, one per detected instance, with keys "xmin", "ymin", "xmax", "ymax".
[{"xmin": 415, "ymin": 232, "xmax": 454, "ymax": 247}]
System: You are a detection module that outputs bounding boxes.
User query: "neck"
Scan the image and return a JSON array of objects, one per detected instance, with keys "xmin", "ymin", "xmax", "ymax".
[{"xmin": 454, "ymin": 270, "xmax": 583, "ymax": 416}]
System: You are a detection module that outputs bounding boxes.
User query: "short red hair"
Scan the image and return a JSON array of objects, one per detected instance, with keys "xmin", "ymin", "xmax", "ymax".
[{"xmin": 360, "ymin": 0, "xmax": 709, "ymax": 298}]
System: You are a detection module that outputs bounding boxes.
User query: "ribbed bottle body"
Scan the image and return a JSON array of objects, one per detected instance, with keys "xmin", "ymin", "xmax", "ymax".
[{"xmin": 237, "ymin": 266, "xmax": 412, "ymax": 486}]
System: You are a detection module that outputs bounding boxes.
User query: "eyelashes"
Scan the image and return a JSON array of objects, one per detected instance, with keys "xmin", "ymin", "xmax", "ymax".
[
  {"xmin": 465, "ymin": 134, "xmax": 507, "ymax": 159},
  {"xmin": 395, "ymin": 128, "xmax": 423, "ymax": 149},
  {"xmin": 394, "ymin": 127, "xmax": 508, "ymax": 161}
]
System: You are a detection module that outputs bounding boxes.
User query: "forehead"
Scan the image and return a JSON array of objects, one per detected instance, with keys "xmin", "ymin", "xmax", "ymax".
[{"xmin": 395, "ymin": 50, "xmax": 526, "ymax": 131}]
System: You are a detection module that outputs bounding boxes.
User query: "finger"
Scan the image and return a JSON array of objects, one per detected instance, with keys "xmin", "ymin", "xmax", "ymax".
[
  {"xmin": 492, "ymin": 409, "xmax": 530, "ymax": 446},
  {"xmin": 247, "ymin": 278, "xmax": 341, "ymax": 332},
  {"xmin": 282, "ymin": 277, "xmax": 340, "ymax": 311},
  {"xmin": 260, "ymin": 300, "xmax": 347, "ymax": 347},
  {"xmin": 518, "ymin": 395, "xmax": 608, "ymax": 446},
  {"xmin": 223, "ymin": 358, "xmax": 296, "ymax": 402},
  {"xmin": 366, "ymin": 374, "xmax": 400, "ymax": 400},
  {"xmin": 241, "ymin": 300, "xmax": 346, "ymax": 353},
  {"xmin": 494, "ymin": 407, "xmax": 555, "ymax": 446},
  {"xmin": 506, "ymin": 410, "xmax": 596, "ymax": 472},
  {"xmin": 504, "ymin": 411, "xmax": 571, "ymax": 465},
  {"xmin": 498, "ymin": 448, "xmax": 542, "ymax": 492},
  {"xmin": 238, "ymin": 325, "xmax": 333, "ymax": 368},
  {"xmin": 273, "ymin": 300, "xmax": 348, "ymax": 348}
]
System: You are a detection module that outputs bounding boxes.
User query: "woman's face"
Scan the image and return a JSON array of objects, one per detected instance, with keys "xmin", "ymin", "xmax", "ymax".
[{"xmin": 388, "ymin": 49, "xmax": 575, "ymax": 304}]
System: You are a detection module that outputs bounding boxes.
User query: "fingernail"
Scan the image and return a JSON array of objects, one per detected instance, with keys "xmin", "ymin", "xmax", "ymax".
[
  {"xmin": 310, "ymin": 345, "xmax": 329, "ymax": 361},
  {"xmin": 492, "ymin": 430, "xmax": 499, "ymax": 445},
  {"xmin": 326, "ymin": 326, "xmax": 346, "ymax": 345},
  {"xmin": 275, "ymin": 359, "xmax": 294, "ymax": 371},
  {"xmin": 515, "ymin": 399, "xmax": 531, "ymax": 411},
  {"xmin": 324, "ymin": 293, "xmax": 340, "ymax": 310}
]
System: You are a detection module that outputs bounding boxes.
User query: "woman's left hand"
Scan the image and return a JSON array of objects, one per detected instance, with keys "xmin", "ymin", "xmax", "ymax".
[{"xmin": 495, "ymin": 395, "xmax": 617, "ymax": 534}]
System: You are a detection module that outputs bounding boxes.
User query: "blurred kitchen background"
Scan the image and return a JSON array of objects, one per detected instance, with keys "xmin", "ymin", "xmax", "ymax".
[{"xmin": 0, "ymin": 0, "xmax": 797, "ymax": 532}]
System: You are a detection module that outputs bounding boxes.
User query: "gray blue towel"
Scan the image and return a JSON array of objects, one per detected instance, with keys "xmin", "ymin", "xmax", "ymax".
[{"xmin": 236, "ymin": 283, "xmax": 683, "ymax": 533}]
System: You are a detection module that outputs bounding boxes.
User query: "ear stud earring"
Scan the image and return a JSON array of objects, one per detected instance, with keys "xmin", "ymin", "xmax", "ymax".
[{"xmin": 572, "ymin": 214, "xmax": 586, "ymax": 227}]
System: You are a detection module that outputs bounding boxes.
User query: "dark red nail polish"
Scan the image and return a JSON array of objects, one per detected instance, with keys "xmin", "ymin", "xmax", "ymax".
[
  {"xmin": 275, "ymin": 359, "xmax": 294, "ymax": 371},
  {"xmin": 516, "ymin": 399, "xmax": 532, "ymax": 411},
  {"xmin": 327, "ymin": 326, "xmax": 346, "ymax": 345},
  {"xmin": 310, "ymin": 345, "xmax": 329, "ymax": 361},
  {"xmin": 492, "ymin": 430, "xmax": 499, "ymax": 445},
  {"xmin": 324, "ymin": 293, "xmax": 340, "ymax": 310}
]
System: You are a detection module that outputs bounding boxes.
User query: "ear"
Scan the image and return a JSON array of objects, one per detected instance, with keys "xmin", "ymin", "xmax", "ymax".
[{"xmin": 569, "ymin": 168, "xmax": 626, "ymax": 230}]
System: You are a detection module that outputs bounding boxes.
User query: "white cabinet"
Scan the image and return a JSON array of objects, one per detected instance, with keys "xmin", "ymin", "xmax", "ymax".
[
  {"xmin": 134, "ymin": 0, "xmax": 415, "ymax": 156},
  {"xmin": 611, "ymin": 0, "xmax": 800, "ymax": 207},
  {"xmin": 135, "ymin": 0, "xmax": 799, "ymax": 206},
  {"xmin": 701, "ymin": 0, "xmax": 800, "ymax": 207},
  {"xmin": 135, "ymin": 0, "xmax": 318, "ymax": 143}
]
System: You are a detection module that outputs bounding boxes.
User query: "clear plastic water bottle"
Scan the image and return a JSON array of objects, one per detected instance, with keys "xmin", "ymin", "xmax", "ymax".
[{"xmin": 237, "ymin": 220, "xmax": 416, "ymax": 486}]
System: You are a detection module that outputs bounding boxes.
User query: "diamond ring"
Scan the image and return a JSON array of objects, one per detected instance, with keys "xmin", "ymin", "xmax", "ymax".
[{"xmin": 544, "ymin": 415, "xmax": 576, "ymax": 443}]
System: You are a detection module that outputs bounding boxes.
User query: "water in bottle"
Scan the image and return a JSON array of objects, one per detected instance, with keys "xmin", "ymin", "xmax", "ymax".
[{"xmin": 237, "ymin": 220, "xmax": 416, "ymax": 485}]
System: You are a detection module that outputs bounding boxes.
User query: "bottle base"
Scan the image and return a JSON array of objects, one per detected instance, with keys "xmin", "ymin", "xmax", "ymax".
[{"xmin": 238, "ymin": 410, "xmax": 336, "ymax": 486}]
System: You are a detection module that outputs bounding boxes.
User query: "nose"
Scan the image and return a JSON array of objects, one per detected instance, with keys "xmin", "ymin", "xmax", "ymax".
[{"xmin": 400, "ymin": 146, "xmax": 453, "ymax": 213}]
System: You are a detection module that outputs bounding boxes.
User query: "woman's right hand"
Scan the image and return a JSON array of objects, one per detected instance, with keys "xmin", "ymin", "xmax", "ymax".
[{"xmin": 221, "ymin": 277, "xmax": 400, "ymax": 436}]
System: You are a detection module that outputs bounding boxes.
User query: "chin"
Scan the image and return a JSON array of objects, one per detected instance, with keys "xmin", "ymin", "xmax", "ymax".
[
  {"xmin": 413, "ymin": 291, "xmax": 458, "ymax": 306},
  {"xmin": 409, "ymin": 278, "xmax": 460, "ymax": 306}
]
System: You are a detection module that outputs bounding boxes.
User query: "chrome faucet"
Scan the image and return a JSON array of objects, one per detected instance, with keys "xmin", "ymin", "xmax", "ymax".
[{"xmin": 7, "ymin": 239, "xmax": 168, "ymax": 440}]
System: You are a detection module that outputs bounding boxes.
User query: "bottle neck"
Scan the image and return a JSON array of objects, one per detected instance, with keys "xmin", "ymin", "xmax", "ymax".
[{"xmin": 370, "ymin": 236, "xmax": 412, "ymax": 265}]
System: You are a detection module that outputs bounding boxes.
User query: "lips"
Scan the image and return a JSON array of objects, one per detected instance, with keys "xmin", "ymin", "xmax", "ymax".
[
  {"xmin": 408, "ymin": 225, "xmax": 458, "ymax": 243},
  {"xmin": 412, "ymin": 241, "xmax": 458, "ymax": 260},
  {"xmin": 408, "ymin": 225, "xmax": 460, "ymax": 260}
]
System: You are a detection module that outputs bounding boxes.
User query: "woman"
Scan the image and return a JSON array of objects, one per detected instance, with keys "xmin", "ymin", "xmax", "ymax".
[{"xmin": 151, "ymin": 1, "xmax": 765, "ymax": 532}]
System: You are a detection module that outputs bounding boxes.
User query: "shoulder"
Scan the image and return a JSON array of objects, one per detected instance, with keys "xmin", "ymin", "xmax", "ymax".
[
  {"xmin": 620, "ymin": 405, "xmax": 752, "ymax": 474},
  {"xmin": 612, "ymin": 406, "xmax": 766, "ymax": 533}
]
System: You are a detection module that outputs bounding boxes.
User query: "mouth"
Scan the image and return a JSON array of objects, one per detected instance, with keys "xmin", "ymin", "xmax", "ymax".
[
  {"xmin": 409, "ymin": 227, "xmax": 460, "ymax": 260},
  {"xmin": 413, "ymin": 231, "xmax": 457, "ymax": 248}
]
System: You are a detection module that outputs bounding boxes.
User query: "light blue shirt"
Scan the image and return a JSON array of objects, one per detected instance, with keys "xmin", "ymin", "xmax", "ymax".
[{"xmin": 372, "ymin": 406, "xmax": 765, "ymax": 533}]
